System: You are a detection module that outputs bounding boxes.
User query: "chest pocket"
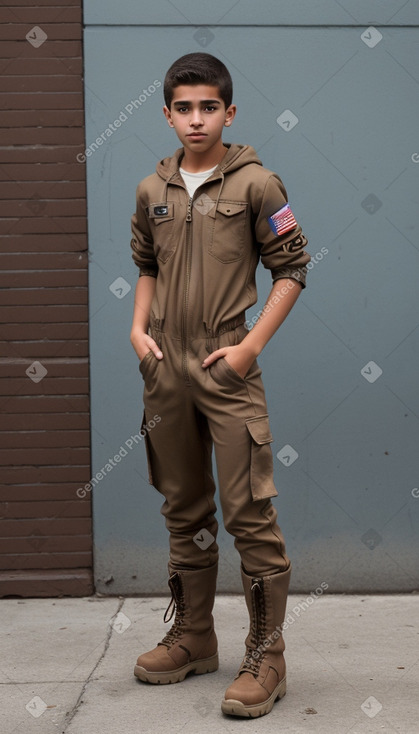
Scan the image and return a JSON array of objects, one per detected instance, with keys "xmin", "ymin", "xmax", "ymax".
[
  {"xmin": 147, "ymin": 201, "xmax": 175, "ymax": 264},
  {"xmin": 207, "ymin": 200, "xmax": 248, "ymax": 263}
]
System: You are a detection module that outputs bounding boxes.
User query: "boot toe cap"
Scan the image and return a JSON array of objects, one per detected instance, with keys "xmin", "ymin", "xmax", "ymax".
[
  {"xmin": 224, "ymin": 672, "xmax": 268, "ymax": 706},
  {"xmin": 136, "ymin": 646, "xmax": 174, "ymax": 672}
]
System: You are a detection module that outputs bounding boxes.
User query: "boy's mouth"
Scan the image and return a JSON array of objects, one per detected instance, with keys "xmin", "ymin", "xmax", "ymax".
[{"xmin": 187, "ymin": 133, "xmax": 207, "ymax": 138}]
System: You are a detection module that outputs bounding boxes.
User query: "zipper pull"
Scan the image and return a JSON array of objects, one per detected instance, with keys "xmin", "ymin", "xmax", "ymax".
[{"xmin": 186, "ymin": 197, "xmax": 192, "ymax": 222}]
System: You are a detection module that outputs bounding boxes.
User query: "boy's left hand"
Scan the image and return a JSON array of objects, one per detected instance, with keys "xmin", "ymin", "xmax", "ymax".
[{"xmin": 202, "ymin": 345, "xmax": 256, "ymax": 379}]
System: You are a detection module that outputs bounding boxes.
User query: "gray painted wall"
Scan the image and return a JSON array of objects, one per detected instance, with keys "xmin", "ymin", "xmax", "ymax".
[{"xmin": 83, "ymin": 1, "xmax": 419, "ymax": 593}]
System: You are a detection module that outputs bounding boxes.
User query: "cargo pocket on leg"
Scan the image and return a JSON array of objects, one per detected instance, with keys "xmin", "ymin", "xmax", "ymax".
[
  {"xmin": 245, "ymin": 415, "xmax": 278, "ymax": 500},
  {"xmin": 141, "ymin": 410, "xmax": 155, "ymax": 487}
]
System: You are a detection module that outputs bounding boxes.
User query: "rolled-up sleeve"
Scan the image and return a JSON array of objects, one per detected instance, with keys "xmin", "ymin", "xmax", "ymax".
[
  {"xmin": 253, "ymin": 174, "xmax": 310, "ymax": 288},
  {"xmin": 130, "ymin": 183, "xmax": 159, "ymax": 278}
]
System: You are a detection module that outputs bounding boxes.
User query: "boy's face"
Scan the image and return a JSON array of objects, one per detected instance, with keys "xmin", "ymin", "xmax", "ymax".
[{"xmin": 163, "ymin": 84, "xmax": 236, "ymax": 155}]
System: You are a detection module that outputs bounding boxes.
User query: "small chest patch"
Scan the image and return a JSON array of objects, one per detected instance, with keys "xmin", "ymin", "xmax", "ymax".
[{"xmin": 153, "ymin": 205, "xmax": 169, "ymax": 216}]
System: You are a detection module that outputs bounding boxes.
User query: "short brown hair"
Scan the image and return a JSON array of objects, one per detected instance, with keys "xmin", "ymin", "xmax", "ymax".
[{"xmin": 164, "ymin": 52, "xmax": 233, "ymax": 109}]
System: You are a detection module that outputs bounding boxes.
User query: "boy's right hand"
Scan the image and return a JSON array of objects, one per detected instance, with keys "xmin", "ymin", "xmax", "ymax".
[{"xmin": 130, "ymin": 331, "xmax": 163, "ymax": 361}]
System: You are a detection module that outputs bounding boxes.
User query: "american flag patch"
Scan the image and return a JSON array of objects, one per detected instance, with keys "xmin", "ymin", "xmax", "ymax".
[{"xmin": 267, "ymin": 203, "xmax": 297, "ymax": 236}]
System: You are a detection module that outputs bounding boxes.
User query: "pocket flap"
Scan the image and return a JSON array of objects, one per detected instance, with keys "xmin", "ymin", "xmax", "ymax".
[
  {"xmin": 147, "ymin": 201, "xmax": 174, "ymax": 223},
  {"xmin": 216, "ymin": 201, "xmax": 247, "ymax": 217},
  {"xmin": 245, "ymin": 415, "xmax": 273, "ymax": 445}
]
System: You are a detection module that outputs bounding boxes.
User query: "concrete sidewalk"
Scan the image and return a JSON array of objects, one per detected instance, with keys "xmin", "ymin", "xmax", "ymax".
[{"xmin": 1, "ymin": 593, "xmax": 418, "ymax": 734}]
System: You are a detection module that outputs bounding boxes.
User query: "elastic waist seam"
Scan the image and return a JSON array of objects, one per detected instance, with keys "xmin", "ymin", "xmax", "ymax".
[
  {"xmin": 149, "ymin": 312, "xmax": 246, "ymax": 338},
  {"xmin": 205, "ymin": 312, "xmax": 246, "ymax": 337}
]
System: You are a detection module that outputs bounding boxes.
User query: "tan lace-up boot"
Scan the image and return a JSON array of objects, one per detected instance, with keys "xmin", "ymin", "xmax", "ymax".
[
  {"xmin": 134, "ymin": 563, "xmax": 218, "ymax": 684},
  {"xmin": 222, "ymin": 563, "xmax": 291, "ymax": 717}
]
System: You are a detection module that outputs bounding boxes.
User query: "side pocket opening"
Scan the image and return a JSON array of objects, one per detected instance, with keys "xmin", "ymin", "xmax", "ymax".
[
  {"xmin": 141, "ymin": 410, "xmax": 155, "ymax": 486},
  {"xmin": 139, "ymin": 350, "xmax": 154, "ymax": 378},
  {"xmin": 245, "ymin": 414, "xmax": 278, "ymax": 501}
]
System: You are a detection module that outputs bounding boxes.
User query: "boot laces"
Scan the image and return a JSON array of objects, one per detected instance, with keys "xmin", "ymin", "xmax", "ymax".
[
  {"xmin": 158, "ymin": 572, "xmax": 186, "ymax": 648},
  {"xmin": 241, "ymin": 578, "xmax": 267, "ymax": 676}
]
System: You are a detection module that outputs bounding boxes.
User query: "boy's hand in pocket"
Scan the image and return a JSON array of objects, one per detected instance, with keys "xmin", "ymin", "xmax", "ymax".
[
  {"xmin": 130, "ymin": 331, "xmax": 163, "ymax": 361},
  {"xmin": 202, "ymin": 344, "xmax": 255, "ymax": 379}
]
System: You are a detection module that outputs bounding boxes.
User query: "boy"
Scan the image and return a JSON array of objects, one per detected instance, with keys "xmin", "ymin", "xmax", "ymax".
[{"xmin": 130, "ymin": 52, "xmax": 310, "ymax": 718}]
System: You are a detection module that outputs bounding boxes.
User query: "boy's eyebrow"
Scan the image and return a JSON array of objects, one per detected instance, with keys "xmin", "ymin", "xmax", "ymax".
[{"xmin": 173, "ymin": 99, "xmax": 222, "ymax": 106}]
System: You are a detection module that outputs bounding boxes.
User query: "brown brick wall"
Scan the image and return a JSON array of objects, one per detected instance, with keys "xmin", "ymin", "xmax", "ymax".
[{"xmin": 0, "ymin": 0, "xmax": 93, "ymax": 596}]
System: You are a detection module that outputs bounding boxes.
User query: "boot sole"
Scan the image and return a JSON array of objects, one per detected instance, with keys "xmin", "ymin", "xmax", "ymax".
[
  {"xmin": 221, "ymin": 676, "xmax": 286, "ymax": 717},
  {"xmin": 134, "ymin": 653, "xmax": 219, "ymax": 684}
]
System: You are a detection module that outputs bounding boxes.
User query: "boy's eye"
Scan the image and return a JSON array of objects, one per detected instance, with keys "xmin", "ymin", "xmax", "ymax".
[{"xmin": 175, "ymin": 105, "xmax": 217, "ymax": 113}]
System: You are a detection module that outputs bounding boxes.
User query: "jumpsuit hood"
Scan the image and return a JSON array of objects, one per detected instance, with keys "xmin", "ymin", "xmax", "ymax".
[
  {"xmin": 155, "ymin": 144, "xmax": 264, "ymax": 203},
  {"xmin": 156, "ymin": 143, "xmax": 264, "ymax": 178}
]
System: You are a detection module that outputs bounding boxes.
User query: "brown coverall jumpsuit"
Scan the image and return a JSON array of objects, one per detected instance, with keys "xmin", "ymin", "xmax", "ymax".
[{"xmin": 131, "ymin": 143, "xmax": 310, "ymax": 577}]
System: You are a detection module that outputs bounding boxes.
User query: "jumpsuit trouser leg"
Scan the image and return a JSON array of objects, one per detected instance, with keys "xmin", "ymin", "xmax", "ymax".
[{"xmin": 139, "ymin": 333, "xmax": 219, "ymax": 569}]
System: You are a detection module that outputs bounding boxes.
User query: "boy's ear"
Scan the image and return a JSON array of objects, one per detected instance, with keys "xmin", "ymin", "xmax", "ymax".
[
  {"xmin": 224, "ymin": 104, "xmax": 237, "ymax": 127},
  {"xmin": 163, "ymin": 105, "xmax": 174, "ymax": 127}
]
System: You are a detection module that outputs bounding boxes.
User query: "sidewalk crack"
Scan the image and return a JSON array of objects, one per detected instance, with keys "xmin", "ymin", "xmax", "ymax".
[{"xmin": 61, "ymin": 598, "xmax": 125, "ymax": 732}]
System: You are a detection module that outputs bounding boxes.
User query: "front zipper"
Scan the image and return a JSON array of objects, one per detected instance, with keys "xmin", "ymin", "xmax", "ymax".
[
  {"xmin": 177, "ymin": 174, "xmax": 222, "ymax": 382},
  {"xmin": 181, "ymin": 196, "xmax": 193, "ymax": 382}
]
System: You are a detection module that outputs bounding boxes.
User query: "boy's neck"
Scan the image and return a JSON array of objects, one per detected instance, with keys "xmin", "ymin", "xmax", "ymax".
[{"xmin": 180, "ymin": 141, "xmax": 228, "ymax": 173}]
